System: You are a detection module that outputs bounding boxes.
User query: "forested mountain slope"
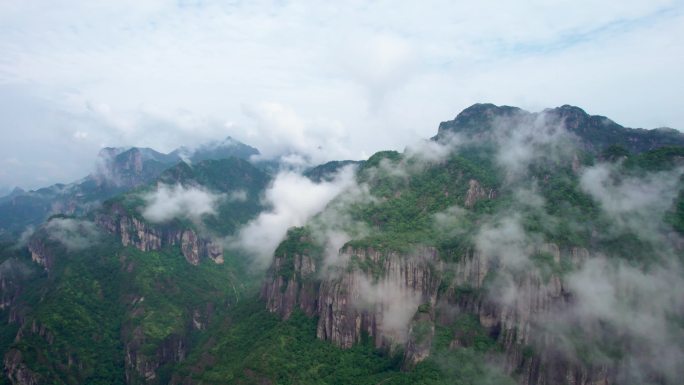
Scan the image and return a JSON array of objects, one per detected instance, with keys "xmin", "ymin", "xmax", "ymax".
[{"xmin": 1, "ymin": 104, "xmax": 683, "ymax": 385}]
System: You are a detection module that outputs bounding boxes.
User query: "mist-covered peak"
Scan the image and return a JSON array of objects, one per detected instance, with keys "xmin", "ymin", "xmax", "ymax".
[
  {"xmin": 436, "ymin": 103, "xmax": 684, "ymax": 154},
  {"xmin": 97, "ymin": 146, "xmax": 178, "ymax": 165},
  {"xmin": 553, "ymin": 104, "xmax": 588, "ymax": 115},
  {"xmin": 170, "ymin": 136, "xmax": 260, "ymax": 163},
  {"xmin": 436, "ymin": 103, "xmax": 525, "ymax": 136},
  {"xmin": 96, "ymin": 147, "xmax": 127, "ymax": 160},
  {"xmin": 457, "ymin": 103, "xmax": 524, "ymax": 117},
  {"xmin": 9, "ymin": 187, "xmax": 25, "ymax": 196}
]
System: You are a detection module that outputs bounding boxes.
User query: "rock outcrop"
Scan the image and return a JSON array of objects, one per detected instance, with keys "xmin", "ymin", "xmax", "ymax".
[
  {"xmin": 3, "ymin": 350, "xmax": 40, "ymax": 385},
  {"xmin": 124, "ymin": 332, "xmax": 187, "ymax": 384},
  {"xmin": 261, "ymin": 253, "xmax": 319, "ymax": 319},
  {"xmin": 404, "ymin": 310, "xmax": 435, "ymax": 368},
  {"xmin": 95, "ymin": 204, "xmax": 223, "ymax": 265},
  {"xmin": 262, "ymin": 241, "xmax": 613, "ymax": 384},
  {"xmin": 262, "ymin": 245, "xmax": 441, "ymax": 359},
  {"xmin": 316, "ymin": 246, "xmax": 440, "ymax": 350},
  {"xmin": 435, "ymin": 245, "xmax": 610, "ymax": 384},
  {"xmin": 0, "ymin": 259, "xmax": 32, "ymax": 311},
  {"xmin": 3, "ymin": 318, "xmax": 56, "ymax": 385},
  {"xmin": 464, "ymin": 179, "xmax": 496, "ymax": 208},
  {"xmin": 27, "ymin": 238, "xmax": 54, "ymax": 271}
]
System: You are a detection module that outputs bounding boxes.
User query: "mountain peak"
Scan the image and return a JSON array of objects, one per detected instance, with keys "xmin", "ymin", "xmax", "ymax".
[
  {"xmin": 435, "ymin": 103, "xmax": 525, "ymax": 138},
  {"xmin": 178, "ymin": 137, "xmax": 260, "ymax": 163},
  {"xmin": 435, "ymin": 103, "xmax": 684, "ymax": 154},
  {"xmin": 555, "ymin": 104, "xmax": 588, "ymax": 114}
]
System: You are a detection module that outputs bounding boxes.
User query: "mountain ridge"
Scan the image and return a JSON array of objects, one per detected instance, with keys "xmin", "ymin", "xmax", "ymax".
[
  {"xmin": 1, "ymin": 103, "xmax": 683, "ymax": 384},
  {"xmin": 0, "ymin": 137, "xmax": 261, "ymax": 239},
  {"xmin": 436, "ymin": 103, "xmax": 684, "ymax": 154}
]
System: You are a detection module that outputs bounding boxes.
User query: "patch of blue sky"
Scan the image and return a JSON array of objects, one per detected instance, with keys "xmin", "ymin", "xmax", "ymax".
[{"xmin": 503, "ymin": 5, "xmax": 682, "ymax": 57}]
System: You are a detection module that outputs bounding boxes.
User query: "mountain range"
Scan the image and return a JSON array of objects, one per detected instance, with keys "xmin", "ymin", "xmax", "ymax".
[
  {"xmin": 1, "ymin": 104, "xmax": 683, "ymax": 385},
  {"xmin": 0, "ymin": 137, "xmax": 259, "ymax": 240}
]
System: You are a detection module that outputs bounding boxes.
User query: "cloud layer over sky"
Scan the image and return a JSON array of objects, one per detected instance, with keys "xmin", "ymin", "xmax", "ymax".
[{"xmin": 1, "ymin": 0, "xmax": 683, "ymax": 191}]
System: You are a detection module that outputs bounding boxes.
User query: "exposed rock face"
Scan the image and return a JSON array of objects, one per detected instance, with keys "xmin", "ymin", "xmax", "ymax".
[
  {"xmin": 180, "ymin": 230, "xmax": 223, "ymax": 265},
  {"xmin": 0, "ymin": 259, "xmax": 32, "ymax": 311},
  {"xmin": 3, "ymin": 318, "xmax": 56, "ymax": 385},
  {"xmin": 95, "ymin": 147, "xmax": 146, "ymax": 187},
  {"xmin": 317, "ymin": 246, "xmax": 440, "ymax": 350},
  {"xmin": 3, "ymin": 350, "xmax": 40, "ymax": 385},
  {"xmin": 13, "ymin": 320, "xmax": 56, "ymax": 345},
  {"xmin": 464, "ymin": 179, "xmax": 496, "ymax": 208},
  {"xmin": 262, "ymin": 245, "xmax": 441, "ymax": 355},
  {"xmin": 95, "ymin": 204, "xmax": 223, "ymax": 265},
  {"xmin": 0, "ymin": 276, "xmax": 13, "ymax": 310},
  {"xmin": 121, "ymin": 298, "xmax": 218, "ymax": 384},
  {"xmin": 27, "ymin": 238, "xmax": 54, "ymax": 271},
  {"xmin": 404, "ymin": 310, "xmax": 435, "ymax": 368},
  {"xmin": 261, "ymin": 253, "xmax": 319, "ymax": 319},
  {"xmin": 124, "ymin": 333, "xmax": 187, "ymax": 384},
  {"xmin": 439, "ymin": 246, "xmax": 611, "ymax": 385},
  {"xmin": 262, "ymin": 242, "xmax": 613, "ymax": 385}
]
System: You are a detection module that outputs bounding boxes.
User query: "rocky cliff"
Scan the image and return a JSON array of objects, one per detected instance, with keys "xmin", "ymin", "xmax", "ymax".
[
  {"xmin": 26, "ymin": 238, "xmax": 54, "ymax": 271},
  {"xmin": 3, "ymin": 350, "xmax": 40, "ymax": 385},
  {"xmin": 316, "ymin": 246, "xmax": 440, "ymax": 351},
  {"xmin": 440, "ymin": 246, "xmax": 612, "ymax": 385},
  {"xmin": 124, "ymin": 331, "xmax": 187, "ymax": 384},
  {"xmin": 0, "ymin": 259, "xmax": 33, "ymax": 312},
  {"xmin": 95, "ymin": 204, "xmax": 223, "ymax": 265},
  {"xmin": 261, "ymin": 239, "xmax": 613, "ymax": 385}
]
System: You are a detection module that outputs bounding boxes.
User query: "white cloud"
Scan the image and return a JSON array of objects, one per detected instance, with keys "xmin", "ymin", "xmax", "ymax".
[
  {"xmin": 227, "ymin": 166, "xmax": 357, "ymax": 268},
  {"xmin": 45, "ymin": 218, "xmax": 100, "ymax": 251},
  {"xmin": 560, "ymin": 256, "xmax": 684, "ymax": 383},
  {"xmin": 580, "ymin": 163, "xmax": 684, "ymax": 240},
  {"xmin": 241, "ymin": 102, "xmax": 351, "ymax": 164},
  {"xmin": 474, "ymin": 214, "xmax": 540, "ymax": 270},
  {"xmin": 229, "ymin": 189, "xmax": 248, "ymax": 202},
  {"xmin": 72, "ymin": 131, "xmax": 88, "ymax": 140},
  {"xmin": 340, "ymin": 33, "xmax": 418, "ymax": 109},
  {"xmin": 355, "ymin": 273, "xmax": 423, "ymax": 345},
  {"xmin": 141, "ymin": 184, "xmax": 222, "ymax": 223}
]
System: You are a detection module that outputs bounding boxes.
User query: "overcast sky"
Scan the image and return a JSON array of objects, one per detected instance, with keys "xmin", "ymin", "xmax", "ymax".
[{"xmin": 1, "ymin": 1, "xmax": 683, "ymax": 192}]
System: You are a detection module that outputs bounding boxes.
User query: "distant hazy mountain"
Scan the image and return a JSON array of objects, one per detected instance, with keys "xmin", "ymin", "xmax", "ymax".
[
  {"xmin": 0, "ymin": 137, "xmax": 260, "ymax": 239},
  {"xmin": 170, "ymin": 136, "xmax": 260, "ymax": 163}
]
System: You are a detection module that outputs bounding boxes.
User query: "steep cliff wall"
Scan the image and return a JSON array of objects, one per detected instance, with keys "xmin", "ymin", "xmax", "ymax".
[
  {"xmin": 262, "ymin": 241, "xmax": 613, "ymax": 384},
  {"xmin": 95, "ymin": 204, "xmax": 223, "ymax": 265},
  {"xmin": 26, "ymin": 238, "xmax": 54, "ymax": 271},
  {"xmin": 124, "ymin": 331, "xmax": 187, "ymax": 384},
  {"xmin": 0, "ymin": 259, "xmax": 33, "ymax": 312},
  {"xmin": 316, "ymin": 246, "xmax": 440, "ymax": 350},
  {"xmin": 438, "ymin": 246, "xmax": 611, "ymax": 385},
  {"xmin": 261, "ymin": 252, "xmax": 319, "ymax": 319},
  {"xmin": 3, "ymin": 350, "xmax": 40, "ymax": 385}
]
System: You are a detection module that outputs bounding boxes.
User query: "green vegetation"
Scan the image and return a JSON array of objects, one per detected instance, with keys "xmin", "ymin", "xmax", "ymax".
[
  {"xmin": 349, "ymin": 149, "xmax": 501, "ymax": 251},
  {"xmin": 120, "ymin": 246, "xmax": 253, "ymax": 356},
  {"xmin": 6, "ymin": 236, "xmax": 125, "ymax": 384},
  {"xmin": 425, "ymin": 314, "xmax": 515, "ymax": 385},
  {"xmin": 623, "ymin": 146, "xmax": 684, "ymax": 172},
  {"xmin": 172, "ymin": 298, "xmax": 514, "ymax": 385},
  {"xmin": 1, "ymin": 229, "xmax": 257, "ymax": 384},
  {"xmin": 2, "ymin": 106, "xmax": 683, "ymax": 384},
  {"xmin": 103, "ymin": 157, "xmax": 270, "ymax": 236}
]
